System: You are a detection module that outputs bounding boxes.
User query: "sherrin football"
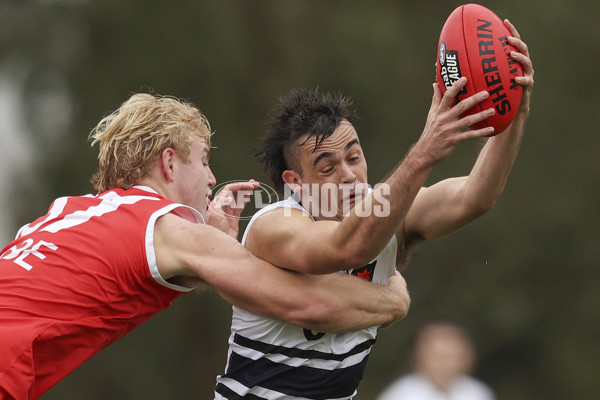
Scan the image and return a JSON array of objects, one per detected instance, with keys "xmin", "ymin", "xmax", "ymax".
[{"xmin": 436, "ymin": 3, "xmax": 523, "ymax": 134}]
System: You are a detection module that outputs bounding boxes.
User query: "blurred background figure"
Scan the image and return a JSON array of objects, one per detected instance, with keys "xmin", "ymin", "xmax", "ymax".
[{"xmin": 377, "ymin": 321, "xmax": 495, "ymax": 400}]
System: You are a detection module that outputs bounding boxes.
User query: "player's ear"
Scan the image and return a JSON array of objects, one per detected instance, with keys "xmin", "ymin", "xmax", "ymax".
[
  {"xmin": 282, "ymin": 169, "xmax": 302, "ymax": 193},
  {"xmin": 160, "ymin": 147, "xmax": 176, "ymax": 181}
]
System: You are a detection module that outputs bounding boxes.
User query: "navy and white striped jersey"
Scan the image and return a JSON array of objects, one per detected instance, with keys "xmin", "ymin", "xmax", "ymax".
[{"xmin": 214, "ymin": 196, "xmax": 397, "ymax": 400}]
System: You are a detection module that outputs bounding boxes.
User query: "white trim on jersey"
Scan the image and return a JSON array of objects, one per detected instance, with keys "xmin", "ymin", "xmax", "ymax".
[
  {"xmin": 215, "ymin": 377, "xmax": 357, "ymax": 400},
  {"xmin": 130, "ymin": 185, "xmax": 206, "ymax": 292},
  {"xmin": 240, "ymin": 194, "xmax": 311, "ymax": 246}
]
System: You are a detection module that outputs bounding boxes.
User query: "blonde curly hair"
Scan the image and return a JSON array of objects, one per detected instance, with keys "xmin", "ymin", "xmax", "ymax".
[{"xmin": 89, "ymin": 93, "xmax": 212, "ymax": 192}]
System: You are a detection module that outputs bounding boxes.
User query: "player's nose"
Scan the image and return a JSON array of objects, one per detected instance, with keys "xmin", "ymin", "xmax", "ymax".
[
  {"xmin": 208, "ymin": 167, "xmax": 217, "ymax": 188},
  {"xmin": 339, "ymin": 162, "xmax": 357, "ymax": 184}
]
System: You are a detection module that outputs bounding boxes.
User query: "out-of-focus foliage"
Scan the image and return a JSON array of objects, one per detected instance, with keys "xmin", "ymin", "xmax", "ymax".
[{"xmin": 1, "ymin": 0, "xmax": 598, "ymax": 398}]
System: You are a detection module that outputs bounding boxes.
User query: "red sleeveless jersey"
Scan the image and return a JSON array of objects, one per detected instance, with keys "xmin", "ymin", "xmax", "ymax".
[{"xmin": 0, "ymin": 187, "xmax": 203, "ymax": 399}]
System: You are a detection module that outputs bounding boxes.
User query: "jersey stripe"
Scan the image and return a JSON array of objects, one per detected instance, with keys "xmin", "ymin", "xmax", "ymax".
[
  {"xmin": 42, "ymin": 194, "xmax": 158, "ymax": 233},
  {"xmin": 215, "ymin": 382, "xmax": 268, "ymax": 400},
  {"xmin": 221, "ymin": 351, "xmax": 368, "ymax": 399},
  {"xmin": 233, "ymin": 333, "xmax": 376, "ymax": 363},
  {"xmin": 16, "ymin": 196, "xmax": 69, "ymax": 238}
]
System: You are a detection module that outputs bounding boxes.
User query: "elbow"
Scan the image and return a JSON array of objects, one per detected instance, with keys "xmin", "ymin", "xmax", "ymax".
[
  {"xmin": 341, "ymin": 242, "xmax": 379, "ymax": 270},
  {"xmin": 475, "ymin": 199, "xmax": 496, "ymax": 217},
  {"xmin": 294, "ymin": 244, "xmax": 374, "ymax": 274},
  {"xmin": 468, "ymin": 204, "xmax": 493, "ymax": 221},
  {"xmin": 303, "ymin": 244, "xmax": 376, "ymax": 273},
  {"xmin": 470, "ymin": 181, "xmax": 510, "ymax": 216},
  {"xmin": 478, "ymin": 193, "xmax": 499, "ymax": 213},
  {"xmin": 464, "ymin": 195, "xmax": 497, "ymax": 221}
]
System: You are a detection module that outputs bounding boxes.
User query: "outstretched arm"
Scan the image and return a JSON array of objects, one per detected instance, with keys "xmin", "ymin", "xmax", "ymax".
[
  {"xmin": 154, "ymin": 213, "xmax": 410, "ymax": 332},
  {"xmin": 404, "ymin": 19, "xmax": 534, "ymax": 241},
  {"xmin": 248, "ymin": 79, "xmax": 497, "ymax": 274}
]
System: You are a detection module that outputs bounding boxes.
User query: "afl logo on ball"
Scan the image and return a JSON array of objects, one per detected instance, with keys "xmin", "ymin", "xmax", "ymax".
[
  {"xmin": 439, "ymin": 42, "xmax": 447, "ymax": 66},
  {"xmin": 439, "ymin": 43, "xmax": 465, "ymax": 94}
]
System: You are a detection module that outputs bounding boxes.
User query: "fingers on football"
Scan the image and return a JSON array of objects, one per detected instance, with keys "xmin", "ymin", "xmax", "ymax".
[
  {"xmin": 459, "ymin": 108, "xmax": 496, "ymax": 136},
  {"xmin": 451, "ymin": 90, "xmax": 490, "ymax": 118},
  {"xmin": 461, "ymin": 125, "xmax": 495, "ymax": 140},
  {"xmin": 503, "ymin": 19, "xmax": 521, "ymax": 40},
  {"xmin": 427, "ymin": 83, "xmax": 443, "ymax": 117},
  {"xmin": 440, "ymin": 77, "xmax": 467, "ymax": 108}
]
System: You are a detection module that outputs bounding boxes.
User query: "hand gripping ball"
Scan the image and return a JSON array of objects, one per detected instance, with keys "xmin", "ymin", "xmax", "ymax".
[{"xmin": 436, "ymin": 3, "xmax": 523, "ymax": 134}]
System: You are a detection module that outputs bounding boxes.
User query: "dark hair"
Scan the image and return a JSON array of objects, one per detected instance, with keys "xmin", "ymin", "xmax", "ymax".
[{"xmin": 256, "ymin": 88, "xmax": 358, "ymax": 193}]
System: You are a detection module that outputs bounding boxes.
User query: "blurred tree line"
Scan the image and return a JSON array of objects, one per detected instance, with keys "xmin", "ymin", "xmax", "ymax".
[{"xmin": 0, "ymin": 0, "xmax": 598, "ymax": 399}]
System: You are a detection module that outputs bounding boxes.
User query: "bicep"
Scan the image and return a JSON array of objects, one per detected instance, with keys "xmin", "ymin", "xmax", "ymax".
[
  {"xmin": 154, "ymin": 213, "xmax": 324, "ymax": 321},
  {"xmin": 153, "ymin": 213, "xmax": 218, "ymax": 285},
  {"xmin": 245, "ymin": 209, "xmax": 347, "ymax": 274},
  {"xmin": 155, "ymin": 213, "xmax": 259, "ymax": 280}
]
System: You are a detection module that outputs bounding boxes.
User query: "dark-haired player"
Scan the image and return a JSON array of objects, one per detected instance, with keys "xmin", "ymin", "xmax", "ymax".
[{"xmin": 214, "ymin": 20, "xmax": 533, "ymax": 400}]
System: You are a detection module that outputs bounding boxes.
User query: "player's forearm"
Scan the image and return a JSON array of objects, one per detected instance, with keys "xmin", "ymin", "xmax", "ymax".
[
  {"xmin": 295, "ymin": 272, "xmax": 411, "ymax": 333},
  {"xmin": 334, "ymin": 147, "xmax": 434, "ymax": 268},
  {"xmin": 463, "ymin": 66, "xmax": 531, "ymax": 206},
  {"xmin": 463, "ymin": 116, "xmax": 526, "ymax": 210},
  {"xmin": 213, "ymin": 262, "xmax": 410, "ymax": 333}
]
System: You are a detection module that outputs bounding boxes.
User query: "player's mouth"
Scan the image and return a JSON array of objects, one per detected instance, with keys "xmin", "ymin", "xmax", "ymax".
[{"xmin": 343, "ymin": 190, "xmax": 362, "ymax": 206}]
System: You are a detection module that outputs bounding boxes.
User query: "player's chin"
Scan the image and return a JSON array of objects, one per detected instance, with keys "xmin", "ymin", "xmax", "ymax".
[{"xmin": 198, "ymin": 201, "xmax": 209, "ymax": 216}]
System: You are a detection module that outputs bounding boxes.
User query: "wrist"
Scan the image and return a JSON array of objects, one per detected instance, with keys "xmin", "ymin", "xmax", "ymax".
[{"xmin": 397, "ymin": 144, "xmax": 436, "ymax": 180}]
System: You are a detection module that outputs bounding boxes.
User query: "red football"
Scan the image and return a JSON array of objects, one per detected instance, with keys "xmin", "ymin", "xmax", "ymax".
[{"xmin": 436, "ymin": 3, "xmax": 523, "ymax": 134}]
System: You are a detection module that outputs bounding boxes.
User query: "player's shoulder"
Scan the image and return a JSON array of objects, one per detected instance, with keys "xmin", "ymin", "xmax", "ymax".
[
  {"xmin": 248, "ymin": 205, "xmax": 313, "ymax": 239},
  {"xmin": 249, "ymin": 197, "xmax": 313, "ymax": 229},
  {"xmin": 243, "ymin": 198, "xmax": 317, "ymax": 252},
  {"xmin": 154, "ymin": 212, "xmax": 210, "ymax": 245}
]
